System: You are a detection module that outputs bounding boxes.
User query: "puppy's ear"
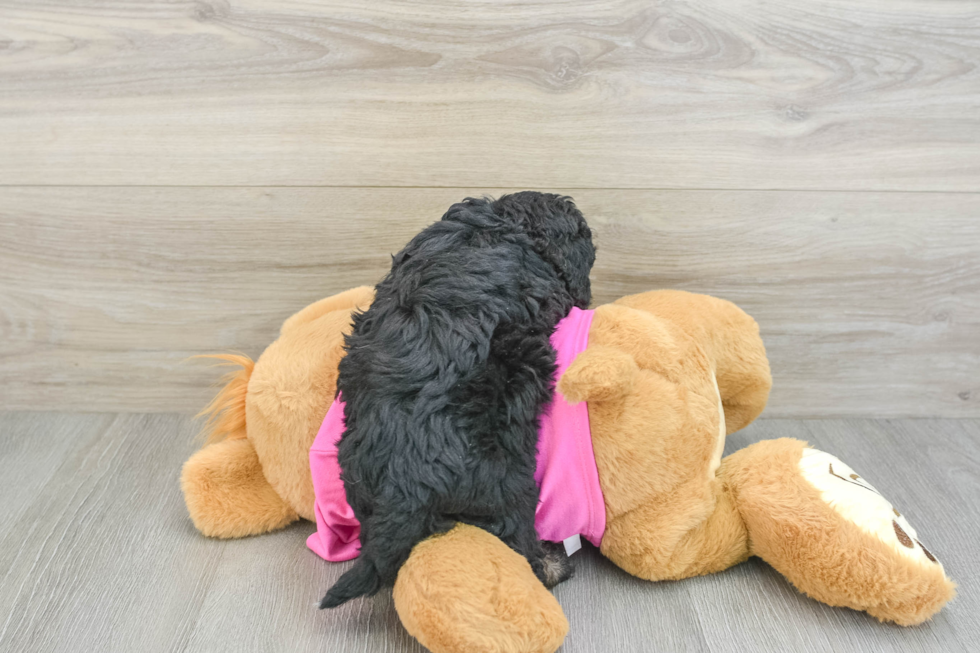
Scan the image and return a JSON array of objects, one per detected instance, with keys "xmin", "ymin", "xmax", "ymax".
[
  {"xmin": 493, "ymin": 192, "xmax": 595, "ymax": 305},
  {"xmin": 440, "ymin": 196, "xmax": 496, "ymax": 227},
  {"xmin": 527, "ymin": 196, "xmax": 595, "ymax": 309},
  {"xmin": 555, "ymin": 220, "xmax": 595, "ymax": 308}
]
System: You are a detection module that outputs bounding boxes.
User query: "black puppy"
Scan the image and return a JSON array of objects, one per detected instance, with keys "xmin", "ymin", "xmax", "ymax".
[{"xmin": 320, "ymin": 192, "xmax": 595, "ymax": 608}]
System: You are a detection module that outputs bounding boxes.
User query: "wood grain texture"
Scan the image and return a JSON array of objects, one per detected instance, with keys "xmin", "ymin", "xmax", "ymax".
[
  {"xmin": 2, "ymin": 187, "xmax": 977, "ymax": 416},
  {"xmin": 0, "ymin": 0, "xmax": 978, "ymax": 189},
  {"xmin": 1, "ymin": 413, "xmax": 977, "ymax": 652}
]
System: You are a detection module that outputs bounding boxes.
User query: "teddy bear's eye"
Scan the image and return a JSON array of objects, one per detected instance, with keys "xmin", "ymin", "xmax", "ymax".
[
  {"xmin": 916, "ymin": 540, "xmax": 939, "ymax": 563},
  {"xmin": 828, "ymin": 464, "xmax": 882, "ymax": 496},
  {"xmin": 893, "ymin": 520, "xmax": 914, "ymax": 548}
]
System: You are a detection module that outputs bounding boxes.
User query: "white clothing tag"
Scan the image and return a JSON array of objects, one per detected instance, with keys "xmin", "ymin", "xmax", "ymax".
[{"xmin": 563, "ymin": 534, "xmax": 582, "ymax": 556}]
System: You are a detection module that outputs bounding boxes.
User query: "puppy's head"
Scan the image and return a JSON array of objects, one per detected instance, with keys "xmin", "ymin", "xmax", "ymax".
[{"xmin": 490, "ymin": 191, "xmax": 595, "ymax": 308}]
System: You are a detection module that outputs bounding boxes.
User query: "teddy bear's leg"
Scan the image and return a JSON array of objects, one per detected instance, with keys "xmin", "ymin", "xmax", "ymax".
[
  {"xmin": 393, "ymin": 524, "xmax": 568, "ymax": 653},
  {"xmin": 706, "ymin": 306, "xmax": 771, "ymax": 434},
  {"xmin": 722, "ymin": 438, "xmax": 956, "ymax": 625},
  {"xmin": 598, "ymin": 471, "xmax": 752, "ymax": 581},
  {"xmin": 612, "ymin": 289, "xmax": 772, "ymax": 433},
  {"xmin": 561, "ymin": 329, "xmax": 754, "ymax": 581},
  {"xmin": 181, "ymin": 435, "xmax": 299, "ymax": 538}
]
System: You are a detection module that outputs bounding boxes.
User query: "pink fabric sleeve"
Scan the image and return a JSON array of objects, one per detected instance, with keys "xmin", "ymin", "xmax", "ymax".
[
  {"xmin": 306, "ymin": 396, "xmax": 362, "ymax": 562},
  {"xmin": 533, "ymin": 307, "xmax": 606, "ymax": 547}
]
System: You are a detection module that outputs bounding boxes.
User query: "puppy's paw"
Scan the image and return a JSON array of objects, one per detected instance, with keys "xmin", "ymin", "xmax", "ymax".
[{"xmin": 536, "ymin": 541, "xmax": 574, "ymax": 589}]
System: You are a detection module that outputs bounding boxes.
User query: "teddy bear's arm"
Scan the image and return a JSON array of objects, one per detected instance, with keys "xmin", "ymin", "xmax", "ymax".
[{"xmin": 557, "ymin": 345, "xmax": 638, "ymax": 404}]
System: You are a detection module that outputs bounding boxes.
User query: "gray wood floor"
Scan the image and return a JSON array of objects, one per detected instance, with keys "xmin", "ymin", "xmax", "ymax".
[{"xmin": 1, "ymin": 413, "xmax": 976, "ymax": 652}]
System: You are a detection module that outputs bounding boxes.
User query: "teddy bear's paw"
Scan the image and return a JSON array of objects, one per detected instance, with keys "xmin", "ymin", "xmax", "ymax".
[
  {"xmin": 794, "ymin": 448, "xmax": 957, "ymax": 625},
  {"xmin": 725, "ymin": 439, "xmax": 955, "ymax": 626},
  {"xmin": 735, "ymin": 439, "xmax": 957, "ymax": 626},
  {"xmin": 798, "ymin": 448, "xmax": 944, "ymax": 570},
  {"xmin": 393, "ymin": 524, "xmax": 568, "ymax": 653}
]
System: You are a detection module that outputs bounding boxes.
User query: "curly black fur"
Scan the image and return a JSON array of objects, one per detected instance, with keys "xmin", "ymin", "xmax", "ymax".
[{"xmin": 319, "ymin": 192, "xmax": 595, "ymax": 609}]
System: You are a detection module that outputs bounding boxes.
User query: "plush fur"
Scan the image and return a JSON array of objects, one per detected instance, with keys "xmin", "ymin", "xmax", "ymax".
[
  {"xmin": 568, "ymin": 292, "xmax": 771, "ymax": 581},
  {"xmin": 182, "ymin": 285, "xmax": 376, "ymax": 535},
  {"xmin": 180, "ymin": 437, "xmax": 298, "ymax": 538},
  {"xmin": 725, "ymin": 438, "xmax": 956, "ymax": 626},
  {"xmin": 183, "ymin": 287, "xmax": 955, "ymax": 653},
  {"xmin": 393, "ymin": 524, "xmax": 569, "ymax": 653},
  {"xmin": 320, "ymin": 192, "xmax": 596, "ymax": 608}
]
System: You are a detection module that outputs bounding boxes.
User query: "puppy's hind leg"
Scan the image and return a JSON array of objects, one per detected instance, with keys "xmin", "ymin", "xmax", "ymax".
[
  {"xmin": 505, "ymin": 518, "xmax": 574, "ymax": 589},
  {"xmin": 537, "ymin": 539, "xmax": 575, "ymax": 588}
]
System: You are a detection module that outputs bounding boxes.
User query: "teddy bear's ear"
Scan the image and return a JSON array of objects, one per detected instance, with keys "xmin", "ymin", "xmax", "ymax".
[{"xmin": 731, "ymin": 439, "xmax": 956, "ymax": 626}]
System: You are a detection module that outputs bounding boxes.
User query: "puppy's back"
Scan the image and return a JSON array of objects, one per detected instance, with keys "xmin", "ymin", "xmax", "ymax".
[{"xmin": 321, "ymin": 194, "xmax": 593, "ymax": 608}]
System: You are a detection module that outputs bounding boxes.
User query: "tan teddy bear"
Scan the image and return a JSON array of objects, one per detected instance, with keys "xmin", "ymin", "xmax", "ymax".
[{"xmin": 182, "ymin": 286, "xmax": 955, "ymax": 653}]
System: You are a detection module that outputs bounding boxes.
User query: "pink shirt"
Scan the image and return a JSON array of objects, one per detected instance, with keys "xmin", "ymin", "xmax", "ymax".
[{"xmin": 307, "ymin": 307, "xmax": 605, "ymax": 562}]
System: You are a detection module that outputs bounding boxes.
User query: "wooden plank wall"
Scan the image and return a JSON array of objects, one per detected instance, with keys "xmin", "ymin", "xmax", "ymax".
[{"xmin": 1, "ymin": 1, "xmax": 978, "ymax": 416}]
